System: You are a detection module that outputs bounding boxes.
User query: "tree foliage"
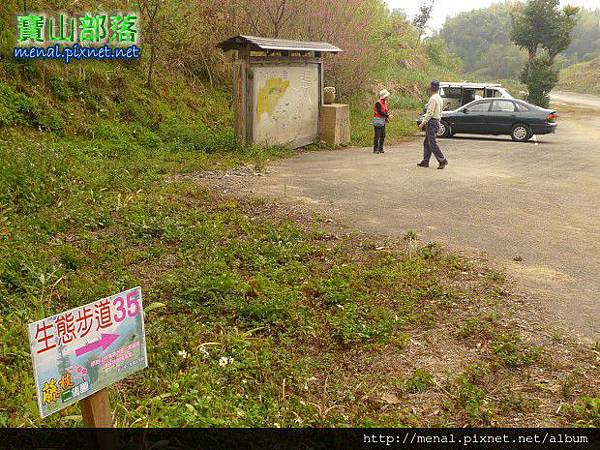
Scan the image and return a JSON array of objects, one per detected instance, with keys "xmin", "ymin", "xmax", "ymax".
[
  {"xmin": 202, "ymin": 0, "xmax": 459, "ymax": 95},
  {"xmin": 510, "ymin": 0, "xmax": 579, "ymax": 61},
  {"xmin": 561, "ymin": 8, "xmax": 600, "ymax": 67},
  {"xmin": 440, "ymin": 3, "xmax": 526, "ymax": 80},
  {"xmin": 440, "ymin": 2, "xmax": 598, "ymax": 81},
  {"xmin": 519, "ymin": 55, "xmax": 558, "ymax": 107},
  {"xmin": 413, "ymin": 0, "xmax": 435, "ymax": 44},
  {"xmin": 511, "ymin": 0, "xmax": 578, "ymax": 107},
  {"xmin": 1, "ymin": 0, "xmax": 461, "ymax": 97}
]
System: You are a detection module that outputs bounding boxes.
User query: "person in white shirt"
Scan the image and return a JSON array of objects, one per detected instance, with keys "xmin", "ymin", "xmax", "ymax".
[{"xmin": 418, "ymin": 80, "xmax": 448, "ymax": 169}]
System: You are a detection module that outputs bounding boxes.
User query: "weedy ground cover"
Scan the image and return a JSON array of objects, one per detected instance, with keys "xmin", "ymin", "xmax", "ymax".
[
  {"xmin": 0, "ymin": 61, "xmax": 597, "ymax": 428},
  {"xmin": 1, "ymin": 128, "xmax": 597, "ymax": 426}
]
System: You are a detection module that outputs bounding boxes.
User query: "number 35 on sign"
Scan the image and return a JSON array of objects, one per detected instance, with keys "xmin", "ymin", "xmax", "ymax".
[{"xmin": 27, "ymin": 286, "xmax": 148, "ymax": 418}]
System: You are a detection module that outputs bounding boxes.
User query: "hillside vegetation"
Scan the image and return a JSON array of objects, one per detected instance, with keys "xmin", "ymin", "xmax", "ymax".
[
  {"xmin": 558, "ymin": 56, "xmax": 600, "ymax": 95},
  {"xmin": 1, "ymin": 0, "xmax": 598, "ymax": 429},
  {"xmin": 440, "ymin": 3, "xmax": 600, "ymax": 80}
]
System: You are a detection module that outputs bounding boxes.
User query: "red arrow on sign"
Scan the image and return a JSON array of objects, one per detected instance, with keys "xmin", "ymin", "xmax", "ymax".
[{"xmin": 75, "ymin": 333, "xmax": 119, "ymax": 357}]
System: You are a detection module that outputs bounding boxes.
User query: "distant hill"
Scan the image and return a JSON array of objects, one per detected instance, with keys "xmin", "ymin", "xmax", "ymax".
[
  {"xmin": 558, "ymin": 57, "xmax": 600, "ymax": 95},
  {"xmin": 440, "ymin": 5, "xmax": 600, "ymax": 81}
]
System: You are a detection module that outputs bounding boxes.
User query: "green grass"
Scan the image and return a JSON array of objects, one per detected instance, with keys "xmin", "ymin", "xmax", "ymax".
[
  {"xmin": 0, "ymin": 128, "xmax": 501, "ymax": 426},
  {"xmin": 405, "ymin": 369, "xmax": 435, "ymax": 393},
  {"xmin": 561, "ymin": 397, "xmax": 600, "ymax": 427},
  {"xmin": 1, "ymin": 121, "xmax": 565, "ymax": 426},
  {"xmin": 349, "ymin": 90, "xmax": 422, "ymax": 147},
  {"xmin": 558, "ymin": 57, "xmax": 600, "ymax": 95},
  {"xmin": 491, "ymin": 332, "xmax": 542, "ymax": 368},
  {"xmin": 454, "ymin": 373, "xmax": 494, "ymax": 424}
]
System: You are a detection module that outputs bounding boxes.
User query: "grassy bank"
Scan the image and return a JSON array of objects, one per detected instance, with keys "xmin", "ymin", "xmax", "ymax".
[{"xmin": 558, "ymin": 57, "xmax": 600, "ymax": 95}]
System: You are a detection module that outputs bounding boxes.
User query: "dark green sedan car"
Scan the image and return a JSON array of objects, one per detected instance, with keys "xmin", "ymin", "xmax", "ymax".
[{"xmin": 418, "ymin": 98, "xmax": 558, "ymax": 142}]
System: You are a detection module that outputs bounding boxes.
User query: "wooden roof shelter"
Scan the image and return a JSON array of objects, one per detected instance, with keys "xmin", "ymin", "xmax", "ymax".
[
  {"xmin": 217, "ymin": 35, "xmax": 342, "ymax": 55},
  {"xmin": 218, "ymin": 36, "xmax": 341, "ymax": 148}
]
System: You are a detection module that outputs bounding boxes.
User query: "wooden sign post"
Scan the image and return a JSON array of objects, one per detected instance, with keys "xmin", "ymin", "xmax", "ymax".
[
  {"xmin": 27, "ymin": 286, "xmax": 148, "ymax": 426},
  {"xmin": 81, "ymin": 388, "xmax": 114, "ymax": 450},
  {"xmin": 80, "ymin": 388, "xmax": 113, "ymax": 427}
]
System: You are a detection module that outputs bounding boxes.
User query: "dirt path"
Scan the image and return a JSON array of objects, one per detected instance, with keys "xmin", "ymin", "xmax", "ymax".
[{"xmin": 204, "ymin": 108, "xmax": 600, "ymax": 341}]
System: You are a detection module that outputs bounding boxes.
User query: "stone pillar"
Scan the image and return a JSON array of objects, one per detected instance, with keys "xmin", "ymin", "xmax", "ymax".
[{"xmin": 319, "ymin": 104, "xmax": 351, "ymax": 146}]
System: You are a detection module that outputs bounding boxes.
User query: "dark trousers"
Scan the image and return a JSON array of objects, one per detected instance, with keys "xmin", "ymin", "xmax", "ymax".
[
  {"xmin": 373, "ymin": 125, "xmax": 385, "ymax": 152},
  {"xmin": 423, "ymin": 119, "xmax": 446, "ymax": 163}
]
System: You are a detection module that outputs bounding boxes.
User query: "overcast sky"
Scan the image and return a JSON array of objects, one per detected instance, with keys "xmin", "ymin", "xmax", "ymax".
[{"xmin": 386, "ymin": 0, "xmax": 600, "ymax": 31}]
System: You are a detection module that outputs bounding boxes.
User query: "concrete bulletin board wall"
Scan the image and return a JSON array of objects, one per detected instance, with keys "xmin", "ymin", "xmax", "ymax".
[{"xmin": 251, "ymin": 64, "xmax": 319, "ymax": 148}]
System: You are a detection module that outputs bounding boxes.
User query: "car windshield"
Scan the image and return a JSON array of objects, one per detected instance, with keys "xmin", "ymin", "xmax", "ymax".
[{"xmin": 497, "ymin": 87, "xmax": 514, "ymax": 99}]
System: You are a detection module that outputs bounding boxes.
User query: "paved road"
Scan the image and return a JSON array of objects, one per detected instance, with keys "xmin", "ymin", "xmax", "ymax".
[
  {"xmin": 234, "ymin": 109, "xmax": 600, "ymax": 339},
  {"xmin": 552, "ymin": 90, "xmax": 600, "ymax": 109}
]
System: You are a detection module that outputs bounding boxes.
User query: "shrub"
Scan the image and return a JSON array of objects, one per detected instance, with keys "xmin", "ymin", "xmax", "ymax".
[
  {"xmin": 0, "ymin": 82, "xmax": 63, "ymax": 132},
  {"xmin": 0, "ymin": 82, "xmax": 32, "ymax": 127},
  {"xmin": 405, "ymin": 369, "xmax": 435, "ymax": 393},
  {"xmin": 48, "ymin": 76, "xmax": 73, "ymax": 101},
  {"xmin": 520, "ymin": 55, "xmax": 559, "ymax": 108},
  {"xmin": 491, "ymin": 332, "xmax": 542, "ymax": 367}
]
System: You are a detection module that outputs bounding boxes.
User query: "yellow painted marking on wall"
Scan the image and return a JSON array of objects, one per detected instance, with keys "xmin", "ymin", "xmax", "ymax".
[{"xmin": 257, "ymin": 77, "xmax": 290, "ymax": 119}]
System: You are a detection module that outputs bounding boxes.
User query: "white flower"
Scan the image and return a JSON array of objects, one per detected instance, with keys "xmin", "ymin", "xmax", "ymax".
[
  {"xmin": 199, "ymin": 346, "xmax": 210, "ymax": 358},
  {"xmin": 178, "ymin": 350, "xmax": 188, "ymax": 359},
  {"xmin": 218, "ymin": 356, "xmax": 232, "ymax": 367}
]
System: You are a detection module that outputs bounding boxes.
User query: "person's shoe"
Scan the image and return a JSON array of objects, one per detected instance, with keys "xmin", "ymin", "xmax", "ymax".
[
  {"xmin": 373, "ymin": 149, "xmax": 379, "ymax": 153},
  {"xmin": 437, "ymin": 159, "xmax": 448, "ymax": 170},
  {"xmin": 417, "ymin": 161, "xmax": 429, "ymax": 167},
  {"xmin": 379, "ymin": 149, "xmax": 385, "ymax": 153}
]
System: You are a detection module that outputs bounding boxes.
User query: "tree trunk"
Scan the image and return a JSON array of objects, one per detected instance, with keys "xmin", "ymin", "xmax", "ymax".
[{"xmin": 416, "ymin": 29, "xmax": 424, "ymax": 45}]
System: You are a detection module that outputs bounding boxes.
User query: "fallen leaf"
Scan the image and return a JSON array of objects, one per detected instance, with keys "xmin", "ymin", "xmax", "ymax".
[{"xmin": 380, "ymin": 393, "xmax": 401, "ymax": 405}]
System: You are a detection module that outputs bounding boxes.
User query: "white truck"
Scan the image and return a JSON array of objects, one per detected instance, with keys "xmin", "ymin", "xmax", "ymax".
[{"xmin": 438, "ymin": 82, "xmax": 514, "ymax": 111}]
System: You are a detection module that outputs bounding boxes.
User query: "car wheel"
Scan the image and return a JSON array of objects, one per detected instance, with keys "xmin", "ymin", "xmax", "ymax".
[
  {"xmin": 511, "ymin": 124, "xmax": 531, "ymax": 142},
  {"xmin": 438, "ymin": 120, "xmax": 452, "ymax": 138}
]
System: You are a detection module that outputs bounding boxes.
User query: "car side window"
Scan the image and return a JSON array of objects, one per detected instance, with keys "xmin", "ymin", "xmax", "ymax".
[
  {"xmin": 491, "ymin": 100, "xmax": 516, "ymax": 112},
  {"xmin": 445, "ymin": 87, "xmax": 462, "ymax": 99},
  {"xmin": 467, "ymin": 101, "xmax": 491, "ymax": 112},
  {"xmin": 515, "ymin": 102, "xmax": 530, "ymax": 112}
]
